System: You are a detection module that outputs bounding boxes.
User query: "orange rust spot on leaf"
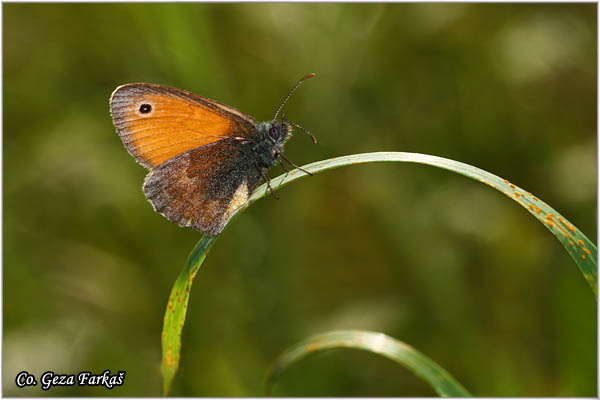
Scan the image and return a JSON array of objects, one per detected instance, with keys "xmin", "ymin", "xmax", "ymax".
[
  {"xmin": 554, "ymin": 223, "xmax": 570, "ymax": 238},
  {"xmin": 578, "ymin": 240, "xmax": 585, "ymax": 246},
  {"xmin": 570, "ymin": 241, "xmax": 575, "ymax": 246},
  {"xmin": 558, "ymin": 217, "xmax": 575, "ymax": 233},
  {"xmin": 546, "ymin": 213, "xmax": 553, "ymax": 219},
  {"xmin": 529, "ymin": 204, "xmax": 534, "ymax": 210},
  {"xmin": 547, "ymin": 221, "xmax": 554, "ymax": 227},
  {"xmin": 510, "ymin": 184, "xmax": 515, "ymax": 189},
  {"xmin": 584, "ymin": 248, "xmax": 591, "ymax": 255},
  {"xmin": 504, "ymin": 179, "xmax": 509, "ymax": 183},
  {"xmin": 536, "ymin": 207, "xmax": 541, "ymax": 213},
  {"xmin": 527, "ymin": 192, "xmax": 532, "ymax": 196},
  {"xmin": 581, "ymin": 254, "xmax": 586, "ymax": 260},
  {"xmin": 307, "ymin": 343, "xmax": 320, "ymax": 352},
  {"xmin": 533, "ymin": 196, "xmax": 538, "ymax": 201}
]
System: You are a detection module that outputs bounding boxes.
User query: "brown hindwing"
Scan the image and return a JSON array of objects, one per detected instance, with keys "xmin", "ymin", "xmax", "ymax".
[{"xmin": 142, "ymin": 139, "xmax": 262, "ymax": 236}]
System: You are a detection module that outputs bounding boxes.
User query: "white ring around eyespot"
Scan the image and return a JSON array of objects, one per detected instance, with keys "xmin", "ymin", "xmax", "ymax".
[{"xmin": 136, "ymin": 101, "xmax": 155, "ymax": 117}]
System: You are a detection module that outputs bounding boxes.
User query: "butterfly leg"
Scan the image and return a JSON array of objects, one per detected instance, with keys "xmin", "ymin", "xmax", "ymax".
[
  {"xmin": 279, "ymin": 160, "xmax": 291, "ymax": 173},
  {"xmin": 281, "ymin": 154, "xmax": 313, "ymax": 176},
  {"xmin": 255, "ymin": 163, "xmax": 279, "ymax": 200}
]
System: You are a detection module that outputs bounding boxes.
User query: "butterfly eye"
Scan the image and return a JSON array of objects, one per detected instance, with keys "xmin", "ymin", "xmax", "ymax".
[
  {"xmin": 269, "ymin": 126, "xmax": 280, "ymax": 139},
  {"xmin": 139, "ymin": 104, "xmax": 152, "ymax": 114}
]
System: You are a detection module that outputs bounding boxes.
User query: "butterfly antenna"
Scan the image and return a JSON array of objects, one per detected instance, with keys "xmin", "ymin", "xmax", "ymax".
[
  {"xmin": 290, "ymin": 120, "xmax": 317, "ymax": 144},
  {"xmin": 282, "ymin": 114, "xmax": 317, "ymax": 144},
  {"xmin": 273, "ymin": 73, "xmax": 316, "ymax": 121}
]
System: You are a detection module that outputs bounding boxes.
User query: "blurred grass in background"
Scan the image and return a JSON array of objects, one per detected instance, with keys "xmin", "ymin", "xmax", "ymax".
[{"xmin": 3, "ymin": 3, "xmax": 596, "ymax": 396}]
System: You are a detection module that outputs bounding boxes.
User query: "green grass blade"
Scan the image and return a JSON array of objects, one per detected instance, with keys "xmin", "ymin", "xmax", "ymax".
[
  {"xmin": 241, "ymin": 152, "xmax": 596, "ymax": 295},
  {"xmin": 161, "ymin": 151, "xmax": 596, "ymax": 395},
  {"xmin": 265, "ymin": 329, "xmax": 471, "ymax": 397},
  {"xmin": 161, "ymin": 235, "xmax": 215, "ymax": 395}
]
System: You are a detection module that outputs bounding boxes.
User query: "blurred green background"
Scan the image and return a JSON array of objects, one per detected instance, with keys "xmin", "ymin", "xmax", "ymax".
[{"xmin": 3, "ymin": 3, "xmax": 596, "ymax": 396}]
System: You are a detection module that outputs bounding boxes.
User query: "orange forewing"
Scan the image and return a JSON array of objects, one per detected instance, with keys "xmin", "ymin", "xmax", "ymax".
[{"xmin": 110, "ymin": 83, "xmax": 257, "ymax": 168}]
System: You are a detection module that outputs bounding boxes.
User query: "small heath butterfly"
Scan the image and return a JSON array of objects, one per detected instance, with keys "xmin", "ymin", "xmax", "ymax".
[{"xmin": 109, "ymin": 74, "xmax": 316, "ymax": 236}]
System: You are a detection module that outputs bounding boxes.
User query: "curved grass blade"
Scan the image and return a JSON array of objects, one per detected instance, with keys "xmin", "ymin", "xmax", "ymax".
[
  {"xmin": 161, "ymin": 151, "xmax": 596, "ymax": 395},
  {"xmin": 242, "ymin": 152, "xmax": 596, "ymax": 295},
  {"xmin": 161, "ymin": 235, "xmax": 215, "ymax": 395},
  {"xmin": 265, "ymin": 330, "xmax": 471, "ymax": 397}
]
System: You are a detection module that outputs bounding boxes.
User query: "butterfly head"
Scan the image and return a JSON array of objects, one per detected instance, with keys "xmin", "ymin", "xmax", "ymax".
[
  {"xmin": 255, "ymin": 120, "xmax": 293, "ymax": 168},
  {"xmin": 252, "ymin": 72, "xmax": 318, "ymax": 170},
  {"xmin": 266, "ymin": 119, "xmax": 293, "ymax": 144}
]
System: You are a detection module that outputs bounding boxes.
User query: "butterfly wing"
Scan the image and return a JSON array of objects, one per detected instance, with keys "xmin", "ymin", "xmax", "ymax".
[
  {"xmin": 110, "ymin": 83, "xmax": 258, "ymax": 169},
  {"xmin": 142, "ymin": 138, "xmax": 262, "ymax": 236}
]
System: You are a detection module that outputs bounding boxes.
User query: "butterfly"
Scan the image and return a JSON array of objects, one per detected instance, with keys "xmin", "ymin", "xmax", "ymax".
[{"xmin": 109, "ymin": 74, "xmax": 316, "ymax": 237}]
